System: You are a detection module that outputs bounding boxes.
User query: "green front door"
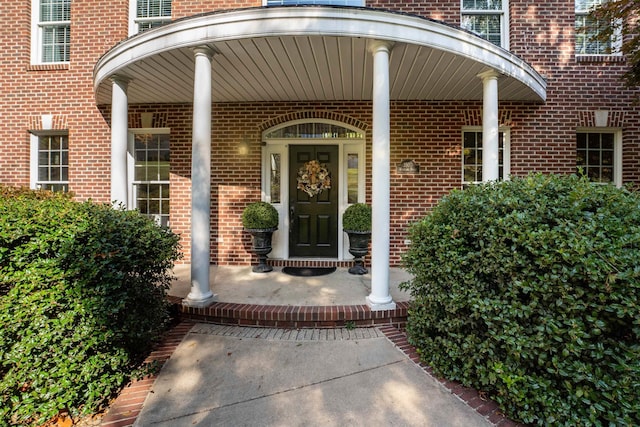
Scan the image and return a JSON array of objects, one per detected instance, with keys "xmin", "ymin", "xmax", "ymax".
[{"xmin": 289, "ymin": 145, "xmax": 339, "ymax": 258}]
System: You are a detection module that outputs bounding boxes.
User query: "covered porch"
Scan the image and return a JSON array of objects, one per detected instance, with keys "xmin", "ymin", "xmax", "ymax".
[
  {"xmin": 169, "ymin": 265, "xmax": 413, "ymax": 328},
  {"xmin": 93, "ymin": 6, "xmax": 546, "ymax": 311}
]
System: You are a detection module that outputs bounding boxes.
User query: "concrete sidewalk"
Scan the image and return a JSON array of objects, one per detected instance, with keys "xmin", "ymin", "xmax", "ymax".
[{"xmin": 133, "ymin": 324, "xmax": 492, "ymax": 427}]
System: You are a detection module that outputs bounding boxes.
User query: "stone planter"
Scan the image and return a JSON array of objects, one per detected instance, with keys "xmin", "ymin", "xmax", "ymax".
[
  {"xmin": 245, "ymin": 228, "xmax": 277, "ymax": 273},
  {"xmin": 345, "ymin": 230, "xmax": 371, "ymax": 275}
]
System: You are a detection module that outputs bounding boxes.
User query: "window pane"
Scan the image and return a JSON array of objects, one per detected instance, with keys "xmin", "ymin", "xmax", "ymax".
[
  {"xmin": 264, "ymin": 122, "xmax": 363, "ymax": 139},
  {"xmin": 347, "ymin": 153, "xmax": 359, "ymax": 204},
  {"xmin": 270, "ymin": 153, "xmax": 281, "ymax": 203},
  {"xmin": 576, "ymin": 132, "xmax": 615, "ymax": 183},
  {"xmin": 134, "ymin": 133, "xmax": 171, "ymax": 225},
  {"xmin": 463, "ymin": 131, "xmax": 505, "ymax": 184}
]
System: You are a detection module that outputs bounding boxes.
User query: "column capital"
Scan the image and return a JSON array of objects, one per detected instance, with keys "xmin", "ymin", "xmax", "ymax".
[
  {"xmin": 477, "ymin": 69, "xmax": 500, "ymax": 82},
  {"xmin": 192, "ymin": 45, "xmax": 219, "ymax": 59},
  {"xmin": 110, "ymin": 75, "xmax": 132, "ymax": 89},
  {"xmin": 368, "ymin": 39, "xmax": 395, "ymax": 55}
]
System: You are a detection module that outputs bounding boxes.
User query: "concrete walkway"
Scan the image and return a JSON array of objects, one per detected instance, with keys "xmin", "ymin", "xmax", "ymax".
[{"xmin": 133, "ymin": 324, "xmax": 492, "ymax": 427}]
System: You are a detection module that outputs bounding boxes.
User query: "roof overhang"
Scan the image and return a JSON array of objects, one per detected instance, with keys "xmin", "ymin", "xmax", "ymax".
[{"xmin": 93, "ymin": 6, "xmax": 547, "ymax": 104}]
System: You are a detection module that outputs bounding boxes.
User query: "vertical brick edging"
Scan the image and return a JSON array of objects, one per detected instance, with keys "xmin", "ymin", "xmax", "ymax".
[
  {"xmin": 100, "ymin": 321, "xmax": 196, "ymax": 427},
  {"xmin": 378, "ymin": 326, "xmax": 526, "ymax": 427}
]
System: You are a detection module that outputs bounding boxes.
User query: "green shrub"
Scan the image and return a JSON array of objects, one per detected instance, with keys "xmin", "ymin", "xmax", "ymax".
[
  {"xmin": 342, "ymin": 203, "xmax": 372, "ymax": 232},
  {"xmin": 0, "ymin": 187, "xmax": 181, "ymax": 426},
  {"xmin": 401, "ymin": 174, "xmax": 640, "ymax": 425},
  {"xmin": 241, "ymin": 201, "xmax": 278, "ymax": 230}
]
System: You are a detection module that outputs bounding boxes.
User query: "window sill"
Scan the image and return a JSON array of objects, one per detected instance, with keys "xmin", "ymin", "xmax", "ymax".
[
  {"xmin": 27, "ymin": 63, "xmax": 70, "ymax": 71},
  {"xmin": 576, "ymin": 55, "xmax": 625, "ymax": 64}
]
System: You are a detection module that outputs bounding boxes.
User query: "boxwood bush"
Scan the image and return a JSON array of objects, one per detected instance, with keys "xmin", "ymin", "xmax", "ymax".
[
  {"xmin": 401, "ymin": 174, "xmax": 640, "ymax": 425},
  {"xmin": 0, "ymin": 187, "xmax": 181, "ymax": 426}
]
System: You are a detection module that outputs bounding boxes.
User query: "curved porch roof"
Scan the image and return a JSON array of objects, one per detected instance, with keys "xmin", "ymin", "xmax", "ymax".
[{"xmin": 93, "ymin": 6, "xmax": 547, "ymax": 105}]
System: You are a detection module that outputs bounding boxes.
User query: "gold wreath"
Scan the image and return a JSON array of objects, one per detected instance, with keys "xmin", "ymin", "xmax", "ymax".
[{"xmin": 297, "ymin": 160, "xmax": 331, "ymax": 197}]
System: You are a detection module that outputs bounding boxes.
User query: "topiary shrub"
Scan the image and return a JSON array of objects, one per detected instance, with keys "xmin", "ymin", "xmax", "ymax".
[
  {"xmin": 241, "ymin": 201, "xmax": 278, "ymax": 230},
  {"xmin": 342, "ymin": 203, "xmax": 372, "ymax": 232},
  {"xmin": 0, "ymin": 187, "xmax": 181, "ymax": 426},
  {"xmin": 401, "ymin": 174, "xmax": 640, "ymax": 426}
]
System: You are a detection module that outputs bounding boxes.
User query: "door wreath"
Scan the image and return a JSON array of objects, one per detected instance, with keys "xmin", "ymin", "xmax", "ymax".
[{"xmin": 297, "ymin": 160, "xmax": 331, "ymax": 197}]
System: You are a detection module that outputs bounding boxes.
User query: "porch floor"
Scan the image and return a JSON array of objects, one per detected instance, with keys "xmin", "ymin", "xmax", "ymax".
[{"xmin": 169, "ymin": 265, "xmax": 413, "ymax": 328}]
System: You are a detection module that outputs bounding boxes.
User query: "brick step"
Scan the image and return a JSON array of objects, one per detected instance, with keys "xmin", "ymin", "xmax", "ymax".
[{"xmin": 174, "ymin": 299, "xmax": 409, "ymax": 329}]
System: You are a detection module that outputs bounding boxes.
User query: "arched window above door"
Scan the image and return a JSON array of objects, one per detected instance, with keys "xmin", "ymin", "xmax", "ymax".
[{"xmin": 264, "ymin": 122, "xmax": 364, "ymax": 139}]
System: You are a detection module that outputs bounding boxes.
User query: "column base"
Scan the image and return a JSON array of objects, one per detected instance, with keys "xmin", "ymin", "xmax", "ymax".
[
  {"xmin": 182, "ymin": 293, "xmax": 218, "ymax": 308},
  {"xmin": 366, "ymin": 296, "xmax": 396, "ymax": 311}
]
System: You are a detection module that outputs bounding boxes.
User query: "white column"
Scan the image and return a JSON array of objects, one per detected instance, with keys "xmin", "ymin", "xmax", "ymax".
[
  {"xmin": 110, "ymin": 76, "xmax": 129, "ymax": 207},
  {"xmin": 479, "ymin": 70, "xmax": 500, "ymax": 182},
  {"xmin": 367, "ymin": 40, "xmax": 396, "ymax": 311},
  {"xmin": 184, "ymin": 46, "xmax": 217, "ymax": 307}
]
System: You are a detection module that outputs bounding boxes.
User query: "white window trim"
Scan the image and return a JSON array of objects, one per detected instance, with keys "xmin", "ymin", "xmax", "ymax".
[
  {"xmin": 575, "ymin": 0, "xmax": 622, "ymax": 57},
  {"xmin": 262, "ymin": 119, "xmax": 366, "ymax": 260},
  {"xmin": 31, "ymin": 0, "xmax": 71, "ymax": 65},
  {"xmin": 461, "ymin": 126, "xmax": 511, "ymax": 185},
  {"xmin": 29, "ymin": 130, "xmax": 69, "ymax": 190},
  {"xmin": 576, "ymin": 127, "xmax": 622, "ymax": 187},
  {"xmin": 127, "ymin": 128, "xmax": 171, "ymax": 223},
  {"xmin": 461, "ymin": 0, "xmax": 510, "ymax": 49}
]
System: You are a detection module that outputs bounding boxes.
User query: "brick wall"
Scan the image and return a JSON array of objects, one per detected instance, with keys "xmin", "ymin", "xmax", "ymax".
[{"xmin": 2, "ymin": 0, "xmax": 639, "ymax": 267}]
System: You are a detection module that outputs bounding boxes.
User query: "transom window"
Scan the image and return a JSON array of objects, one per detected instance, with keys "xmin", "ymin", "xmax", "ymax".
[
  {"xmin": 31, "ymin": 0, "xmax": 71, "ymax": 63},
  {"xmin": 461, "ymin": 0, "xmax": 508, "ymax": 48},
  {"xmin": 36, "ymin": 134, "xmax": 69, "ymax": 192},
  {"xmin": 131, "ymin": 0, "xmax": 172, "ymax": 34},
  {"xmin": 264, "ymin": 122, "xmax": 363, "ymax": 139},
  {"xmin": 265, "ymin": 1, "xmax": 364, "ymax": 5},
  {"xmin": 462, "ymin": 129, "xmax": 509, "ymax": 185},
  {"xmin": 576, "ymin": 131, "xmax": 621, "ymax": 185},
  {"xmin": 131, "ymin": 132, "xmax": 170, "ymax": 226},
  {"xmin": 575, "ymin": 0, "xmax": 620, "ymax": 55}
]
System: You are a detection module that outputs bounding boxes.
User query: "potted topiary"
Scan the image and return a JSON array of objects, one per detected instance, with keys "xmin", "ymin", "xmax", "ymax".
[
  {"xmin": 343, "ymin": 203, "xmax": 372, "ymax": 275},
  {"xmin": 242, "ymin": 201, "xmax": 279, "ymax": 273}
]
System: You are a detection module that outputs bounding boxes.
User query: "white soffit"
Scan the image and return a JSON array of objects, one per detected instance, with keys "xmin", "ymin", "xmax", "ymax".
[{"xmin": 94, "ymin": 7, "xmax": 547, "ymax": 104}]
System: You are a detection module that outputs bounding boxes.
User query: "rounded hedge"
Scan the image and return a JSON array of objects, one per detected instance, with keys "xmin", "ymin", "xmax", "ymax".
[
  {"xmin": 0, "ymin": 187, "xmax": 181, "ymax": 425},
  {"xmin": 242, "ymin": 201, "xmax": 278, "ymax": 230},
  {"xmin": 401, "ymin": 174, "xmax": 640, "ymax": 425}
]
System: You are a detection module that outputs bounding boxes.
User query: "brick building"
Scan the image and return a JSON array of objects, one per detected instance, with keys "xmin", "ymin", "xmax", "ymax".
[{"xmin": 1, "ymin": 1, "xmax": 638, "ymax": 308}]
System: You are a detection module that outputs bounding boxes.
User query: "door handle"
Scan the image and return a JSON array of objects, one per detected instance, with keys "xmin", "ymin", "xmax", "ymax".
[{"xmin": 290, "ymin": 205, "xmax": 295, "ymax": 232}]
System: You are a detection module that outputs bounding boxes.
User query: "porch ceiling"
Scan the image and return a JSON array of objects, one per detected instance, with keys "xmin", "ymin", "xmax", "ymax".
[{"xmin": 94, "ymin": 7, "xmax": 547, "ymax": 105}]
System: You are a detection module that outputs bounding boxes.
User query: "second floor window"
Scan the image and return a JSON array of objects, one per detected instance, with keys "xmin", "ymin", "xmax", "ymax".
[
  {"xmin": 33, "ymin": 0, "xmax": 71, "ymax": 63},
  {"xmin": 461, "ymin": 0, "xmax": 508, "ymax": 48},
  {"xmin": 575, "ymin": 0, "xmax": 620, "ymax": 55},
  {"xmin": 133, "ymin": 0, "xmax": 172, "ymax": 34}
]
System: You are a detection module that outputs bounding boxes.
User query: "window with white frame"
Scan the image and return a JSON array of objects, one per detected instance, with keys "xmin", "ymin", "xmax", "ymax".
[
  {"xmin": 575, "ymin": 0, "xmax": 621, "ymax": 55},
  {"xmin": 130, "ymin": 132, "xmax": 170, "ymax": 226},
  {"xmin": 576, "ymin": 130, "xmax": 621, "ymax": 185},
  {"xmin": 130, "ymin": 0, "xmax": 172, "ymax": 35},
  {"xmin": 462, "ymin": 129, "xmax": 510, "ymax": 185},
  {"xmin": 461, "ymin": 0, "xmax": 509, "ymax": 48},
  {"xmin": 31, "ymin": 0, "xmax": 71, "ymax": 64},
  {"xmin": 265, "ymin": 0, "xmax": 364, "ymax": 5},
  {"xmin": 32, "ymin": 133, "xmax": 69, "ymax": 192}
]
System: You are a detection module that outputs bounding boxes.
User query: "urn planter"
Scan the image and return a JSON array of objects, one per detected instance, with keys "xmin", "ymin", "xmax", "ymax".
[
  {"xmin": 344, "ymin": 230, "xmax": 371, "ymax": 275},
  {"xmin": 245, "ymin": 227, "xmax": 277, "ymax": 273},
  {"xmin": 242, "ymin": 202, "xmax": 279, "ymax": 273},
  {"xmin": 342, "ymin": 203, "xmax": 372, "ymax": 275}
]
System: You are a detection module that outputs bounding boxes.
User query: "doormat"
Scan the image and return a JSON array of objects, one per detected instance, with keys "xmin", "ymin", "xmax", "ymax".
[{"xmin": 282, "ymin": 266, "xmax": 337, "ymax": 277}]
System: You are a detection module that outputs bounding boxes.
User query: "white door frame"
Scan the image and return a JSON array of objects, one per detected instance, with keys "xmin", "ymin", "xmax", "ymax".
[{"xmin": 262, "ymin": 119, "xmax": 366, "ymax": 260}]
